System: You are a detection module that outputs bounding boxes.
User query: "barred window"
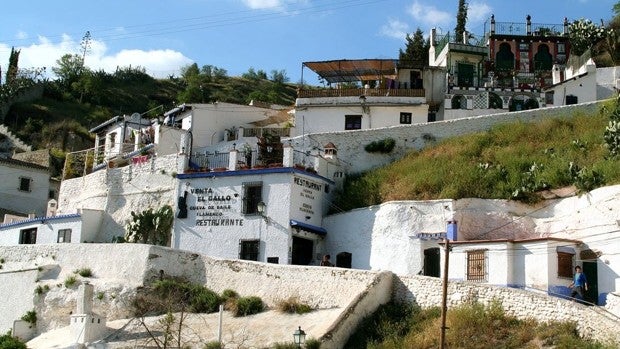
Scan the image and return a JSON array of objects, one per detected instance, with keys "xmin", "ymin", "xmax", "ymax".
[
  {"xmin": 239, "ymin": 240, "xmax": 260, "ymax": 261},
  {"xmin": 467, "ymin": 250, "xmax": 487, "ymax": 281},
  {"xmin": 344, "ymin": 115, "xmax": 362, "ymax": 130},
  {"xmin": 400, "ymin": 112, "xmax": 412, "ymax": 124},
  {"xmin": 242, "ymin": 181, "xmax": 262, "ymax": 215},
  {"xmin": 19, "ymin": 177, "xmax": 32, "ymax": 192}
]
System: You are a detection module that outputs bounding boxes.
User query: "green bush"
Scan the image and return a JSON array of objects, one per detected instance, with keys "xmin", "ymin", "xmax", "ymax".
[
  {"xmin": 203, "ymin": 341, "xmax": 223, "ymax": 349},
  {"xmin": 190, "ymin": 285, "xmax": 221, "ymax": 313},
  {"xmin": 234, "ymin": 296, "xmax": 264, "ymax": 317},
  {"xmin": 221, "ymin": 289, "xmax": 239, "ymax": 300},
  {"xmin": 34, "ymin": 285, "xmax": 50, "ymax": 295},
  {"xmin": 305, "ymin": 338, "xmax": 322, "ymax": 349},
  {"xmin": 272, "ymin": 343, "xmax": 298, "ymax": 349},
  {"xmin": 0, "ymin": 330, "xmax": 27, "ymax": 349},
  {"xmin": 276, "ymin": 297, "xmax": 313, "ymax": 314},
  {"xmin": 75, "ymin": 268, "xmax": 93, "ymax": 277},
  {"xmin": 64, "ymin": 276, "xmax": 77, "ymax": 288},
  {"xmin": 134, "ymin": 278, "xmax": 221, "ymax": 316},
  {"xmin": 21, "ymin": 310, "xmax": 37, "ymax": 326},
  {"xmin": 365, "ymin": 138, "xmax": 396, "ymax": 153}
]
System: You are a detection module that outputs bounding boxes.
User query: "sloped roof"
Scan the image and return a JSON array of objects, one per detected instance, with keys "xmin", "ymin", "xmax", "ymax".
[
  {"xmin": 0, "ymin": 156, "xmax": 48, "ymax": 171},
  {"xmin": 303, "ymin": 59, "xmax": 398, "ymax": 83}
]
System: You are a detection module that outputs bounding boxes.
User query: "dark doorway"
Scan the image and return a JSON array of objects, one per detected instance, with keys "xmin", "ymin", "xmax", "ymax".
[
  {"xmin": 336, "ymin": 252, "xmax": 352, "ymax": 268},
  {"xmin": 291, "ymin": 236, "xmax": 313, "ymax": 265},
  {"xmin": 423, "ymin": 248, "xmax": 440, "ymax": 277},
  {"xmin": 581, "ymin": 253, "xmax": 598, "ymax": 305},
  {"xmin": 457, "ymin": 63, "xmax": 474, "ymax": 87}
]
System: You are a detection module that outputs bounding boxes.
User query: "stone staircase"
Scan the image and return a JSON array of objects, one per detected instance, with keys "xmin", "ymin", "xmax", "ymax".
[{"xmin": 0, "ymin": 124, "xmax": 31, "ymax": 157}]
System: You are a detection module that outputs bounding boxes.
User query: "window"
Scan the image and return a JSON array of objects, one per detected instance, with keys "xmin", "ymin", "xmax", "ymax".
[
  {"xmin": 344, "ymin": 115, "xmax": 362, "ymax": 130},
  {"xmin": 57, "ymin": 229, "xmax": 72, "ymax": 243},
  {"xmin": 242, "ymin": 181, "xmax": 263, "ymax": 215},
  {"xmin": 239, "ymin": 240, "xmax": 260, "ymax": 261},
  {"xmin": 557, "ymin": 252, "xmax": 574, "ymax": 278},
  {"xmin": 566, "ymin": 95, "xmax": 578, "ymax": 105},
  {"xmin": 19, "ymin": 177, "xmax": 32, "ymax": 192},
  {"xmin": 19, "ymin": 228, "xmax": 37, "ymax": 244},
  {"xmin": 267, "ymin": 257, "xmax": 279, "ymax": 264},
  {"xmin": 466, "ymin": 250, "xmax": 486, "ymax": 281},
  {"xmin": 400, "ymin": 112, "xmax": 412, "ymax": 124},
  {"xmin": 49, "ymin": 190, "xmax": 56, "ymax": 199}
]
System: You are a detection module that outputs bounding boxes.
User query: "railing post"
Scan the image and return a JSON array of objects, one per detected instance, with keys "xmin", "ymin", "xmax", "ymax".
[
  {"xmin": 283, "ymin": 144, "xmax": 294, "ymax": 168},
  {"xmin": 229, "ymin": 148, "xmax": 239, "ymax": 171}
]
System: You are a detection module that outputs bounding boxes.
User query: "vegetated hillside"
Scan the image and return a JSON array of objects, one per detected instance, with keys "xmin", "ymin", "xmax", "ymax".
[
  {"xmin": 345, "ymin": 301, "xmax": 614, "ymax": 349},
  {"xmin": 334, "ymin": 100, "xmax": 620, "ymax": 212}
]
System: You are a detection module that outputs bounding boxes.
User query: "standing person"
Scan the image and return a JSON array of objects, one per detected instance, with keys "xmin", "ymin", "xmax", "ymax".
[
  {"xmin": 569, "ymin": 266, "xmax": 588, "ymax": 301},
  {"xmin": 320, "ymin": 254, "xmax": 333, "ymax": 267}
]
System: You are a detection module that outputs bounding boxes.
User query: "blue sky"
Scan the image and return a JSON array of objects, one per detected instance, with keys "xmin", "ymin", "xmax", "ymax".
[{"xmin": 0, "ymin": 0, "xmax": 615, "ymax": 85}]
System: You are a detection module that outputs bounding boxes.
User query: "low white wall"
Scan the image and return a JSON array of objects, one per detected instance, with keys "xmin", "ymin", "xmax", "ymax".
[
  {"xmin": 58, "ymin": 154, "xmax": 179, "ymax": 242},
  {"xmin": 394, "ymin": 275, "xmax": 620, "ymax": 345}
]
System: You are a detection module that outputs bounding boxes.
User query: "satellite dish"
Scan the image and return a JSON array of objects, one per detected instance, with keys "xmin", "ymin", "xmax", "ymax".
[{"xmin": 130, "ymin": 112, "xmax": 141, "ymax": 122}]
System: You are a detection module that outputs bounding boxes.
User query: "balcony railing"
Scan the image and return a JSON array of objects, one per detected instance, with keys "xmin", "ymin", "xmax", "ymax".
[
  {"xmin": 242, "ymin": 127, "xmax": 290, "ymax": 138},
  {"xmin": 297, "ymin": 88, "xmax": 424, "ymax": 98}
]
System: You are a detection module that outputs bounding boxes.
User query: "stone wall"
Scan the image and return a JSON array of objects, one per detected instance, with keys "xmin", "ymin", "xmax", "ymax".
[
  {"xmin": 57, "ymin": 154, "xmax": 179, "ymax": 241},
  {"xmin": 289, "ymin": 101, "xmax": 605, "ymax": 174},
  {"xmin": 394, "ymin": 274, "xmax": 620, "ymax": 345}
]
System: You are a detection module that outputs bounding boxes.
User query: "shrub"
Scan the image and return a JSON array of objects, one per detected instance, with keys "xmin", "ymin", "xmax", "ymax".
[
  {"xmin": 21, "ymin": 310, "xmax": 37, "ymax": 326},
  {"xmin": 75, "ymin": 268, "xmax": 93, "ymax": 277},
  {"xmin": 221, "ymin": 289, "xmax": 239, "ymax": 311},
  {"xmin": 234, "ymin": 296, "xmax": 264, "ymax": 317},
  {"xmin": 34, "ymin": 284, "xmax": 50, "ymax": 295},
  {"xmin": 365, "ymin": 138, "xmax": 396, "ymax": 153},
  {"xmin": 276, "ymin": 297, "xmax": 313, "ymax": 314},
  {"xmin": 203, "ymin": 341, "xmax": 223, "ymax": 349},
  {"xmin": 305, "ymin": 338, "xmax": 322, "ymax": 349},
  {"xmin": 64, "ymin": 276, "xmax": 78, "ymax": 288},
  {"xmin": 0, "ymin": 331, "xmax": 27, "ymax": 349},
  {"xmin": 190, "ymin": 285, "xmax": 221, "ymax": 313},
  {"xmin": 133, "ymin": 278, "xmax": 221, "ymax": 316},
  {"xmin": 272, "ymin": 343, "xmax": 298, "ymax": 349},
  {"xmin": 97, "ymin": 292, "xmax": 105, "ymax": 300}
]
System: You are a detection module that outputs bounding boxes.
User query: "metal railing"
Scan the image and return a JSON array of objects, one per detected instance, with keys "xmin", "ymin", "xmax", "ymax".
[
  {"xmin": 492, "ymin": 21, "xmax": 564, "ymax": 36},
  {"xmin": 242, "ymin": 128, "xmax": 291, "ymax": 138},
  {"xmin": 297, "ymin": 88, "xmax": 424, "ymax": 98}
]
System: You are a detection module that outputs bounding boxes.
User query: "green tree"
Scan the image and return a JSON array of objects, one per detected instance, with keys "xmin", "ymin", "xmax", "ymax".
[
  {"xmin": 569, "ymin": 18, "xmax": 610, "ymax": 56},
  {"xmin": 6, "ymin": 47, "xmax": 20, "ymax": 86},
  {"xmin": 399, "ymin": 27, "xmax": 429, "ymax": 66},
  {"xmin": 269, "ymin": 69, "xmax": 289, "ymax": 84},
  {"xmin": 125, "ymin": 205, "xmax": 174, "ymax": 246},
  {"xmin": 0, "ymin": 330, "xmax": 27, "ymax": 349},
  {"xmin": 455, "ymin": 0, "xmax": 468, "ymax": 41},
  {"xmin": 52, "ymin": 54, "xmax": 85, "ymax": 87}
]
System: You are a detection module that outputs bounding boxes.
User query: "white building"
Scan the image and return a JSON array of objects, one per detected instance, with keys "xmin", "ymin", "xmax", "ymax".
[
  {"xmin": 173, "ymin": 167, "xmax": 334, "ymax": 265},
  {"xmin": 544, "ymin": 57, "xmax": 598, "ymax": 106},
  {"xmin": 295, "ymin": 59, "xmax": 444, "ymax": 134},
  {"xmin": 0, "ymin": 209, "xmax": 103, "ymax": 245},
  {"xmin": 0, "ymin": 157, "xmax": 52, "ymax": 217}
]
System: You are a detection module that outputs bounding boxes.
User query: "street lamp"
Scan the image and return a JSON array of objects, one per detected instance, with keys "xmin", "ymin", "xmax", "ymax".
[
  {"xmin": 293, "ymin": 326, "xmax": 306, "ymax": 348},
  {"xmin": 257, "ymin": 201, "xmax": 269, "ymax": 223}
]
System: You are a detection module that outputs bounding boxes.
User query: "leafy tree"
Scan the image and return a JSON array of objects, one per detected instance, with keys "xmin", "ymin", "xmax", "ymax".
[
  {"xmin": 399, "ymin": 28, "xmax": 429, "ymax": 66},
  {"xmin": 242, "ymin": 67, "xmax": 267, "ymax": 80},
  {"xmin": 6, "ymin": 47, "xmax": 20, "ymax": 86},
  {"xmin": 125, "ymin": 205, "xmax": 174, "ymax": 246},
  {"xmin": 569, "ymin": 18, "xmax": 610, "ymax": 56},
  {"xmin": 201, "ymin": 64, "xmax": 227, "ymax": 82},
  {"xmin": 455, "ymin": 0, "xmax": 468, "ymax": 41},
  {"xmin": 269, "ymin": 69, "xmax": 289, "ymax": 84},
  {"xmin": 52, "ymin": 54, "xmax": 85, "ymax": 87}
]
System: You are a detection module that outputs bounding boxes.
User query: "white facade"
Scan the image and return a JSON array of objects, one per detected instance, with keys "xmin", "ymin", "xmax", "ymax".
[
  {"xmin": 173, "ymin": 168, "xmax": 334, "ymax": 265},
  {"xmin": 294, "ymin": 100, "xmax": 429, "ymax": 135},
  {"xmin": 323, "ymin": 200, "xmax": 454, "ymax": 274},
  {"xmin": 545, "ymin": 60, "xmax": 598, "ymax": 106},
  {"xmin": 596, "ymin": 66, "xmax": 620, "ymax": 100},
  {"xmin": 0, "ymin": 209, "xmax": 103, "ymax": 245},
  {"xmin": 0, "ymin": 158, "xmax": 50, "ymax": 216},
  {"xmin": 447, "ymin": 238, "xmax": 581, "ymax": 298}
]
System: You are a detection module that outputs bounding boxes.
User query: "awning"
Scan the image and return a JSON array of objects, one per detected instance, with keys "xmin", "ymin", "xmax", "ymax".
[
  {"xmin": 303, "ymin": 59, "xmax": 398, "ymax": 84},
  {"xmin": 290, "ymin": 220, "xmax": 327, "ymax": 236}
]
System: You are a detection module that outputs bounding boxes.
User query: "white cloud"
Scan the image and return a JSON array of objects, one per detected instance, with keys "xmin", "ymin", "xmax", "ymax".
[
  {"xmin": 468, "ymin": 1, "xmax": 492, "ymax": 23},
  {"xmin": 242, "ymin": 0, "xmax": 283, "ymax": 10},
  {"xmin": 0, "ymin": 35, "xmax": 193, "ymax": 79},
  {"xmin": 381, "ymin": 19, "xmax": 409, "ymax": 39},
  {"xmin": 16, "ymin": 31, "xmax": 28, "ymax": 40},
  {"xmin": 408, "ymin": 0, "xmax": 452, "ymax": 27}
]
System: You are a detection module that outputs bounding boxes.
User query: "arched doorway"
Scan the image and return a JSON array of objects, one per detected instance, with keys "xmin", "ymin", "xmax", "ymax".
[{"xmin": 534, "ymin": 44, "xmax": 553, "ymax": 71}]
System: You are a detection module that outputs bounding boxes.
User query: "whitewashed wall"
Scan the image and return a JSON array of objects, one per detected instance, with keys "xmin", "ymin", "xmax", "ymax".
[
  {"xmin": 58, "ymin": 154, "xmax": 179, "ymax": 242},
  {"xmin": 294, "ymin": 101, "xmax": 428, "ymax": 135},
  {"xmin": 0, "ymin": 162, "xmax": 50, "ymax": 216},
  {"xmin": 596, "ymin": 67, "xmax": 620, "ymax": 100},
  {"xmin": 323, "ymin": 200, "xmax": 454, "ymax": 274},
  {"xmin": 550, "ymin": 65, "xmax": 597, "ymax": 105},
  {"xmin": 174, "ymin": 169, "xmax": 333, "ymax": 264}
]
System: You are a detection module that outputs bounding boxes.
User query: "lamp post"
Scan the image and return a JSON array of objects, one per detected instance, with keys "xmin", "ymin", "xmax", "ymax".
[
  {"xmin": 293, "ymin": 326, "xmax": 306, "ymax": 348},
  {"xmin": 257, "ymin": 201, "xmax": 268, "ymax": 222}
]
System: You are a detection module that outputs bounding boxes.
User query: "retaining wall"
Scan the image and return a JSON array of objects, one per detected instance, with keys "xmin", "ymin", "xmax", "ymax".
[
  {"xmin": 394, "ymin": 274, "xmax": 620, "ymax": 345},
  {"xmin": 289, "ymin": 101, "xmax": 605, "ymax": 174}
]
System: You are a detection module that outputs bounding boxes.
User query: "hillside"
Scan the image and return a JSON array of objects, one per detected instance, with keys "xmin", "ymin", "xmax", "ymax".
[{"xmin": 334, "ymin": 100, "xmax": 620, "ymax": 211}]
